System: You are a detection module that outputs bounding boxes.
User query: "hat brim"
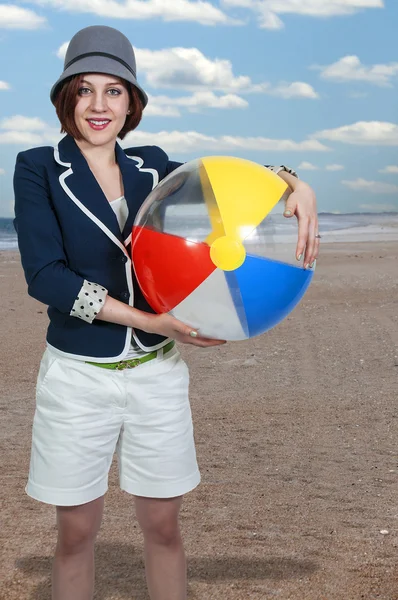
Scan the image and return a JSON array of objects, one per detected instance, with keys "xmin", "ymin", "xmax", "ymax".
[{"xmin": 50, "ymin": 55, "xmax": 148, "ymax": 108}]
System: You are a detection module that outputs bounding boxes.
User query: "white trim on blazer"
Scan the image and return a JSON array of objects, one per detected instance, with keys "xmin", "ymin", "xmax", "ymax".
[
  {"xmin": 54, "ymin": 145, "xmax": 134, "ymax": 359},
  {"xmin": 123, "ymin": 153, "xmax": 159, "ymax": 248},
  {"xmin": 53, "ymin": 144, "xmax": 170, "ymax": 357}
]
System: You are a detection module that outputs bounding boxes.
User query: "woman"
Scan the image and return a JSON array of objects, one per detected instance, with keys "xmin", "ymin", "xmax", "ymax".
[{"xmin": 13, "ymin": 25, "xmax": 319, "ymax": 600}]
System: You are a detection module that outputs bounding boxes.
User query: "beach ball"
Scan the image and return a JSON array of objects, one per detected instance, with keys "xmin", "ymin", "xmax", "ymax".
[{"xmin": 132, "ymin": 157, "xmax": 314, "ymax": 341}]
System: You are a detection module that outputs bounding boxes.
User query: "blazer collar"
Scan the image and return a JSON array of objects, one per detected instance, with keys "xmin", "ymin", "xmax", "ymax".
[{"xmin": 56, "ymin": 135, "xmax": 146, "ymax": 246}]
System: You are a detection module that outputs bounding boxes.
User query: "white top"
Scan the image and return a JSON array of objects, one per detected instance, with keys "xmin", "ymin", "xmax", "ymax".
[
  {"xmin": 109, "ymin": 196, "xmax": 129, "ymax": 231},
  {"xmin": 109, "ymin": 196, "xmax": 148, "ymax": 359}
]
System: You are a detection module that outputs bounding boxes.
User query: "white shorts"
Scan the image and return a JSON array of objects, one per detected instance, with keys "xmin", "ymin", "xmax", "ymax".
[{"xmin": 26, "ymin": 346, "xmax": 201, "ymax": 506}]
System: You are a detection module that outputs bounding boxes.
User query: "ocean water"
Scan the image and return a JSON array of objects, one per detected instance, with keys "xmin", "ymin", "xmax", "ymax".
[
  {"xmin": 0, "ymin": 218, "xmax": 18, "ymax": 250},
  {"xmin": 2, "ymin": 212, "xmax": 398, "ymax": 251}
]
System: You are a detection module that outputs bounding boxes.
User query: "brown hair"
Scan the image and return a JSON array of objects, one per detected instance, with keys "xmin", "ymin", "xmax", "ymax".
[{"xmin": 53, "ymin": 74, "xmax": 143, "ymax": 140}]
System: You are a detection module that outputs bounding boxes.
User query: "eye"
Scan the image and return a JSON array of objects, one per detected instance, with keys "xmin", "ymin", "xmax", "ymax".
[
  {"xmin": 78, "ymin": 87, "xmax": 91, "ymax": 95},
  {"xmin": 107, "ymin": 88, "xmax": 122, "ymax": 96}
]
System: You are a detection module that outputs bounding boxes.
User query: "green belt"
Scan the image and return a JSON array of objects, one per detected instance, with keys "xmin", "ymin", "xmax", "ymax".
[{"xmin": 86, "ymin": 340, "xmax": 175, "ymax": 371}]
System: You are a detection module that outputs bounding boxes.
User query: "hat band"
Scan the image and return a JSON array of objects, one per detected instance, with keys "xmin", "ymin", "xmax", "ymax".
[{"xmin": 65, "ymin": 52, "xmax": 137, "ymax": 79}]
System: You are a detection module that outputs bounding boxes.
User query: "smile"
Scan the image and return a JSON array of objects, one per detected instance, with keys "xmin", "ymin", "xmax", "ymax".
[{"xmin": 87, "ymin": 119, "xmax": 111, "ymax": 130}]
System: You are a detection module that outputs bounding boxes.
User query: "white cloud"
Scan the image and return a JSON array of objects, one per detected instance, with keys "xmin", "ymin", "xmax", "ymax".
[
  {"xmin": 29, "ymin": 0, "xmax": 241, "ymax": 25},
  {"xmin": 379, "ymin": 165, "xmax": 398, "ymax": 174},
  {"xmin": 326, "ymin": 164, "xmax": 344, "ymax": 171},
  {"xmin": 0, "ymin": 81, "xmax": 10, "ymax": 90},
  {"xmin": 342, "ymin": 178, "xmax": 398, "ymax": 194},
  {"xmin": 266, "ymin": 82, "xmax": 319, "ymax": 99},
  {"xmin": 146, "ymin": 91, "xmax": 248, "ymax": 117},
  {"xmin": 144, "ymin": 105, "xmax": 182, "ymax": 118},
  {"xmin": 0, "ymin": 125, "xmax": 330, "ymax": 152},
  {"xmin": 0, "ymin": 116, "xmax": 61, "ymax": 145},
  {"xmin": 136, "ymin": 47, "xmax": 319, "ymax": 98},
  {"xmin": 0, "ymin": 115, "xmax": 330, "ymax": 153},
  {"xmin": 0, "ymin": 131, "xmax": 53, "ymax": 145},
  {"xmin": 0, "ymin": 5, "xmax": 47, "ymax": 29},
  {"xmin": 0, "ymin": 116, "xmax": 50, "ymax": 131},
  {"xmin": 256, "ymin": 8, "xmax": 284, "ymax": 29},
  {"xmin": 313, "ymin": 121, "xmax": 398, "ymax": 146},
  {"xmin": 122, "ymin": 129, "xmax": 330, "ymax": 153},
  {"xmin": 260, "ymin": 0, "xmax": 384, "ymax": 17},
  {"xmin": 0, "ymin": 168, "xmax": 5, "ymax": 175},
  {"xmin": 222, "ymin": 0, "xmax": 252, "ymax": 5},
  {"xmin": 15, "ymin": 0, "xmax": 385, "ymax": 30},
  {"xmin": 222, "ymin": 0, "xmax": 384, "ymax": 29},
  {"xmin": 56, "ymin": 42, "xmax": 69, "ymax": 60},
  {"xmin": 58, "ymin": 43, "xmax": 255, "ymax": 92},
  {"xmin": 178, "ymin": 91, "xmax": 248, "ymax": 109},
  {"xmin": 317, "ymin": 55, "xmax": 398, "ymax": 87},
  {"xmin": 298, "ymin": 161, "xmax": 319, "ymax": 170},
  {"xmin": 359, "ymin": 203, "xmax": 398, "ymax": 211},
  {"xmin": 58, "ymin": 42, "xmax": 318, "ymax": 99},
  {"xmin": 136, "ymin": 47, "xmax": 252, "ymax": 91},
  {"xmin": 294, "ymin": 162, "xmax": 345, "ymax": 171}
]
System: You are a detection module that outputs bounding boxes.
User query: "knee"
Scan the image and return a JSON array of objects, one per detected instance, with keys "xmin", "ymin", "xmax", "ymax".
[
  {"xmin": 57, "ymin": 529, "xmax": 95, "ymax": 554},
  {"xmin": 56, "ymin": 503, "xmax": 102, "ymax": 555},
  {"xmin": 57, "ymin": 522, "xmax": 98, "ymax": 555},
  {"xmin": 140, "ymin": 514, "xmax": 181, "ymax": 547}
]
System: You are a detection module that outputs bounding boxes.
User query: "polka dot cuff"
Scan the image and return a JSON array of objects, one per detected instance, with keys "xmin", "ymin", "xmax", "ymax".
[
  {"xmin": 266, "ymin": 165, "xmax": 298, "ymax": 179},
  {"xmin": 70, "ymin": 280, "xmax": 108, "ymax": 323}
]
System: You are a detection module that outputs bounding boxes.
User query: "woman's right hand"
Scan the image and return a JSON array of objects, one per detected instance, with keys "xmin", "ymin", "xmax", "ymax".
[{"xmin": 144, "ymin": 313, "xmax": 226, "ymax": 347}]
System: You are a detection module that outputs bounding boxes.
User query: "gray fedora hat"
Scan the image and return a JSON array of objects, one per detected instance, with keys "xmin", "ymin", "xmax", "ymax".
[{"xmin": 50, "ymin": 25, "xmax": 148, "ymax": 107}]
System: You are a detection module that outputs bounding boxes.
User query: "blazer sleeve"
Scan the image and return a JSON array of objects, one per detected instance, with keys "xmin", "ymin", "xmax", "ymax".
[
  {"xmin": 13, "ymin": 151, "xmax": 84, "ymax": 313},
  {"xmin": 166, "ymin": 159, "xmax": 298, "ymax": 179},
  {"xmin": 166, "ymin": 160, "xmax": 183, "ymax": 176}
]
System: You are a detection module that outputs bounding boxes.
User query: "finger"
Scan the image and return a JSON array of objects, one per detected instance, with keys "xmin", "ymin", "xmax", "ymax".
[
  {"xmin": 283, "ymin": 195, "xmax": 297, "ymax": 218},
  {"xmin": 313, "ymin": 236, "xmax": 320, "ymax": 261},
  {"xmin": 296, "ymin": 216, "xmax": 309, "ymax": 262},
  {"xmin": 185, "ymin": 327, "xmax": 226, "ymax": 345},
  {"xmin": 180, "ymin": 332, "xmax": 226, "ymax": 346},
  {"xmin": 303, "ymin": 218, "xmax": 316, "ymax": 268},
  {"xmin": 314, "ymin": 216, "xmax": 320, "ymax": 256},
  {"xmin": 174, "ymin": 321, "xmax": 198, "ymax": 339},
  {"xmin": 172, "ymin": 322, "xmax": 225, "ymax": 346},
  {"xmin": 194, "ymin": 338, "xmax": 226, "ymax": 347},
  {"xmin": 307, "ymin": 215, "xmax": 320, "ymax": 267},
  {"xmin": 311, "ymin": 218, "xmax": 320, "ymax": 266},
  {"xmin": 189, "ymin": 332, "xmax": 226, "ymax": 346}
]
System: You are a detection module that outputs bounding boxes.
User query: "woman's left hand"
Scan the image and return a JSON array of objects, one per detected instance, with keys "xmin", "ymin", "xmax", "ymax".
[{"xmin": 282, "ymin": 179, "xmax": 320, "ymax": 269}]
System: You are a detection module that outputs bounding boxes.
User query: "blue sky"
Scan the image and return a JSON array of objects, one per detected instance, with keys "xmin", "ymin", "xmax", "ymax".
[{"xmin": 0, "ymin": 0, "xmax": 397, "ymax": 218}]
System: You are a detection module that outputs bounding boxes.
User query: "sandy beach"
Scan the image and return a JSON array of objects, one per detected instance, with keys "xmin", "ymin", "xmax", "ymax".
[{"xmin": 1, "ymin": 241, "xmax": 397, "ymax": 600}]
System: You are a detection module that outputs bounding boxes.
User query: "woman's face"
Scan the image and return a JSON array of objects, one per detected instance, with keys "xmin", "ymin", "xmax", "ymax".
[{"xmin": 74, "ymin": 73, "xmax": 130, "ymax": 146}]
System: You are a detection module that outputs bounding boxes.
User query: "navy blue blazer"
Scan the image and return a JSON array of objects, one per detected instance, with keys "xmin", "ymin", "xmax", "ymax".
[{"xmin": 13, "ymin": 134, "xmax": 182, "ymax": 361}]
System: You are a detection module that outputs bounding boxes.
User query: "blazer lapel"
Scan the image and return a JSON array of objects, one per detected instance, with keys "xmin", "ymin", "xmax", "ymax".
[
  {"xmin": 55, "ymin": 136, "xmax": 158, "ymax": 250},
  {"xmin": 115, "ymin": 142, "xmax": 157, "ymax": 245},
  {"xmin": 56, "ymin": 135, "xmax": 124, "ymax": 245}
]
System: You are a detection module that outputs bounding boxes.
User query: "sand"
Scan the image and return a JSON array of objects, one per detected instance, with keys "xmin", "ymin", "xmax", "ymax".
[{"xmin": 1, "ymin": 242, "xmax": 397, "ymax": 600}]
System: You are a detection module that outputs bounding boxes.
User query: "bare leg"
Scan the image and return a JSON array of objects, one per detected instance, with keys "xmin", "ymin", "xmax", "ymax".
[
  {"xmin": 52, "ymin": 496, "xmax": 104, "ymax": 600},
  {"xmin": 135, "ymin": 495, "xmax": 186, "ymax": 600}
]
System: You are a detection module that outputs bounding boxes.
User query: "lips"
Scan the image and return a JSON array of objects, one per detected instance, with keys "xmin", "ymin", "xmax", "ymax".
[{"xmin": 87, "ymin": 119, "xmax": 111, "ymax": 131}]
